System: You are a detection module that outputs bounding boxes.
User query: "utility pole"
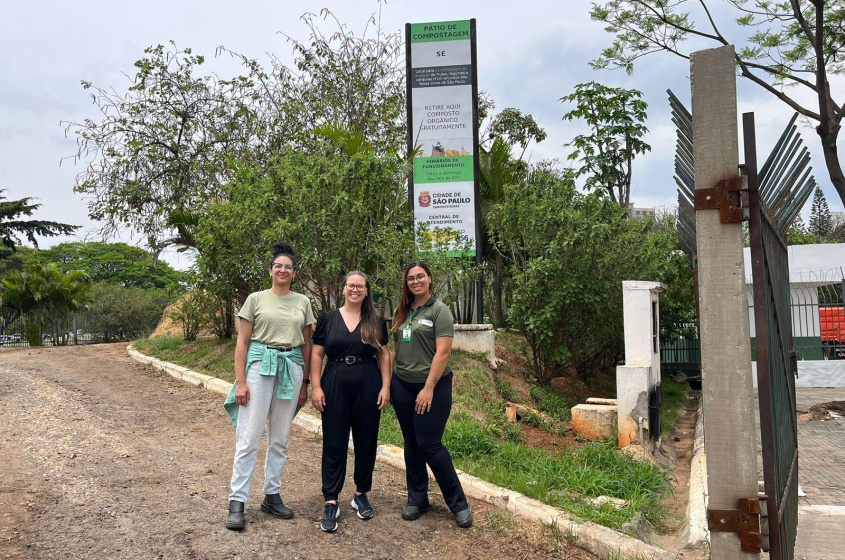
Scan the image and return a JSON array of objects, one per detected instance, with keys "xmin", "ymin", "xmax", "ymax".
[{"xmin": 691, "ymin": 45, "xmax": 760, "ymax": 560}]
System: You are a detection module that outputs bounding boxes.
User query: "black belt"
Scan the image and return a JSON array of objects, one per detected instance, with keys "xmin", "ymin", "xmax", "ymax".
[
  {"xmin": 331, "ymin": 355, "xmax": 376, "ymax": 365},
  {"xmin": 267, "ymin": 345, "xmax": 296, "ymax": 352}
]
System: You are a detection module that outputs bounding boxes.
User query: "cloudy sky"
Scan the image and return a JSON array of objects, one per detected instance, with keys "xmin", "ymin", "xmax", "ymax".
[{"xmin": 2, "ymin": 0, "xmax": 841, "ymax": 268}]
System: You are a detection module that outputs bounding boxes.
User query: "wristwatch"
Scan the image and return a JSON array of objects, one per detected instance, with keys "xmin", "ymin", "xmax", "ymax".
[{"xmin": 302, "ymin": 378, "xmax": 311, "ymax": 385}]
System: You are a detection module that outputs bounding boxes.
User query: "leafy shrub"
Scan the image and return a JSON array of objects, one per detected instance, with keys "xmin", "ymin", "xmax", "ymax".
[
  {"xmin": 490, "ymin": 170, "xmax": 677, "ymax": 383},
  {"xmin": 86, "ymin": 282, "xmax": 172, "ymax": 341}
]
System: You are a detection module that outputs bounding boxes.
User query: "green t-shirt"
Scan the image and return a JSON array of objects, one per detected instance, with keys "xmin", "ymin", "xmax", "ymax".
[
  {"xmin": 393, "ymin": 296, "xmax": 454, "ymax": 383},
  {"xmin": 238, "ymin": 290, "xmax": 316, "ymax": 348}
]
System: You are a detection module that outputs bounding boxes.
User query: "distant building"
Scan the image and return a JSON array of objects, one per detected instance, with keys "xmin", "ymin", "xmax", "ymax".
[{"xmin": 627, "ymin": 204, "xmax": 655, "ymax": 220}]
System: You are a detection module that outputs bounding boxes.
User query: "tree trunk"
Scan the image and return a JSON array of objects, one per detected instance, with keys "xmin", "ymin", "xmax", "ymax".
[
  {"xmin": 493, "ymin": 252, "xmax": 505, "ymax": 327},
  {"xmin": 818, "ymin": 125, "xmax": 845, "ymax": 204}
]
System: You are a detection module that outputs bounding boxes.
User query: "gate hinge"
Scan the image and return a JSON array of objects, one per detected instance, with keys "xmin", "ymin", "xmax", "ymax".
[
  {"xmin": 694, "ymin": 176, "xmax": 748, "ymax": 223},
  {"xmin": 707, "ymin": 498, "xmax": 764, "ymax": 553}
]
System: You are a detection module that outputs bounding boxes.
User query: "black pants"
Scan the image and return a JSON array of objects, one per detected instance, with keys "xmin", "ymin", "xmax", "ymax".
[
  {"xmin": 320, "ymin": 364, "xmax": 382, "ymax": 501},
  {"xmin": 390, "ymin": 373, "xmax": 468, "ymax": 514}
]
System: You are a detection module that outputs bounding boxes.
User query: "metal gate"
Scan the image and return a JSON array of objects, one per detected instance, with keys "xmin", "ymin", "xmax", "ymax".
[{"xmin": 744, "ymin": 113, "xmax": 799, "ymax": 560}]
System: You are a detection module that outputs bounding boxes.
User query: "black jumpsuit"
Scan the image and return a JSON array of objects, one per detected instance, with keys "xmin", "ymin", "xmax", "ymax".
[{"xmin": 313, "ymin": 310, "xmax": 388, "ymax": 501}]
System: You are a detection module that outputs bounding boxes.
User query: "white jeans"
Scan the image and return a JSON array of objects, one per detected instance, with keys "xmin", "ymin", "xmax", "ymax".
[{"xmin": 228, "ymin": 360, "xmax": 303, "ymax": 502}]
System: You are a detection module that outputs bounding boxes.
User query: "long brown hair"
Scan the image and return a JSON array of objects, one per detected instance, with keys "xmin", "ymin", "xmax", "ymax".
[
  {"xmin": 392, "ymin": 261, "xmax": 433, "ymax": 332},
  {"xmin": 344, "ymin": 271, "xmax": 383, "ymax": 353}
]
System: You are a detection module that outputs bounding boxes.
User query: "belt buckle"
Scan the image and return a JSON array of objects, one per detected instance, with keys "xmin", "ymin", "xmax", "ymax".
[{"xmin": 344, "ymin": 356, "xmax": 357, "ymax": 365}]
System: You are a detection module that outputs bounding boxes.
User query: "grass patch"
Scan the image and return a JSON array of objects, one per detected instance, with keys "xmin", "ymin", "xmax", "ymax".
[
  {"xmin": 495, "ymin": 376, "xmax": 519, "ymax": 402},
  {"xmin": 661, "ymin": 375, "xmax": 689, "ymax": 435},
  {"xmin": 133, "ymin": 337, "xmax": 237, "ymax": 382},
  {"xmin": 137, "ymin": 338, "xmax": 672, "ymax": 532},
  {"xmin": 530, "ymin": 384, "xmax": 575, "ymax": 422}
]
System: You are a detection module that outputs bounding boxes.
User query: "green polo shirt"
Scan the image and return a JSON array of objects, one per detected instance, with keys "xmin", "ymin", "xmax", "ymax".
[{"xmin": 393, "ymin": 296, "xmax": 454, "ymax": 383}]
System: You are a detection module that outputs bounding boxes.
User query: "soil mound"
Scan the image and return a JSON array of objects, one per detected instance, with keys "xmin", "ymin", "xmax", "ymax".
[{"xmin": 149, "ymin": 292, "xmax": 219, "ymax": 339}]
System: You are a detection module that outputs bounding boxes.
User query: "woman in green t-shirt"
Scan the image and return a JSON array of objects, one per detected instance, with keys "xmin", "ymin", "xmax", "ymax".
[
  {"xmin": 390, "ymin": 261, "xmax": 472, "ymax": 528},
  {"xmin": 224, "ymin": 242, "xmax": 316, "ymax": 530}
]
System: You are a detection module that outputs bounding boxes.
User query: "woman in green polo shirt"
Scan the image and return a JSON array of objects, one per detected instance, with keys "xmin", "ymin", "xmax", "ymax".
[
  {"xmin": 223, "ymin": 241, "xmax": 316, "ymax": 530},
  {"xmin": 390, "ymin": 261, "xmax": 472, "ymax": 528}
]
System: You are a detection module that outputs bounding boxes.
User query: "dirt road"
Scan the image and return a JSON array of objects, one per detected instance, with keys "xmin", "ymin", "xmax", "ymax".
[{"xmin": 0, "ymin": 344, "xmax": 586, "ymax": 560}]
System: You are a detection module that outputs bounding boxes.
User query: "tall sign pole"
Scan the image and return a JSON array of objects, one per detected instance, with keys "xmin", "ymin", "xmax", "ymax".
[{"xmin": 406, "ymin": 19, "xmax": 483, "ymax": 322}]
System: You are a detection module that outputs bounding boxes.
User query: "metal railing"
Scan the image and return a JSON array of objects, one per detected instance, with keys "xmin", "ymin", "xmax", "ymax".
[
  {"xmin": 663, "ymin": 279, "xmax": 845, "ymax": 368},
  {"xmin": 0, "ymin": 311, "xmax": 117, "ymax": 348}
]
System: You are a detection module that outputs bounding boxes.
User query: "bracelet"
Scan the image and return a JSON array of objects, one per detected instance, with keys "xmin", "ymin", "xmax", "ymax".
[{"xmin": 302, "ymin": 378, "xmax": 311, "ymax": 385}]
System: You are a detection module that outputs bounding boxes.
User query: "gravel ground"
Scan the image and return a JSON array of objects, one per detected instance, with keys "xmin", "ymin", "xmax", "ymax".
[{"xmin": 0, "ymin": 344, "xmax": 589, "ymax": 560}]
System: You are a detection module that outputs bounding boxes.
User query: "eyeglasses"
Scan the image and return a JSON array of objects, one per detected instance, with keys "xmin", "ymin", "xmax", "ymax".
[
  {"xmin": 345, "ymin": 284, "xmax": 366, "ymax": 292},
  {"xmin": 406, "ymin": 273, "xmax": 428, "ymax": 284},
  {"xmin": 271, "ymin": 264, "xmax": 295, "ymax": 271}
]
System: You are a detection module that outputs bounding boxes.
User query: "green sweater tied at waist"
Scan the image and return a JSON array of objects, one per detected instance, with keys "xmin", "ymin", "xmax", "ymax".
[{"xmin": 224, "ymin": 341, "xmax": 305, "ymax": 427}]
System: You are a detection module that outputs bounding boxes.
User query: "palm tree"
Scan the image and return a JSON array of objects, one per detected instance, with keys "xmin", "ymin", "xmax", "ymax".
[
  {"xmin": 0, "ymin": 264, "xmax": 90, "ymax": 345},
  {"xmin": 45, "ymin": 266, "xmax": 90, "ymax": 344}
]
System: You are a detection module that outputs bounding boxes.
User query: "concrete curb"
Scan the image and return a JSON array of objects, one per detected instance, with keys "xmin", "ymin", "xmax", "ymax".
[
  {"xmin": 684, "ymin": 399, "xmax": 709, "ymax": 551},
  {"xmin": 127, "ymin": 344, "xmax": 701, "ymax": 560}
]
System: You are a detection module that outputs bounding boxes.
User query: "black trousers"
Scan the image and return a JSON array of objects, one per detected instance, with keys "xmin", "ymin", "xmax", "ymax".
[
  {"xmin": 320, "ymin": 364, "xmax": 382, "ymax": 501},
  {"xmin": 390, "ymin": 373, "xmax": 468, "ymax": 514}
]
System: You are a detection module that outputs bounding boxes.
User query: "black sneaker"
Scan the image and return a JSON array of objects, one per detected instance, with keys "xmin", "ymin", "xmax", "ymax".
[
  {"xmin": 351, "ymin": 493, "xmax": 375, "ymax": 520},
  {"xmin": 401, "ymin": 503, "xmax": 431, "ymax": 520},
  {"xmin": 321, "ymin": 502, "xmax": 339, "ymax": 532}
]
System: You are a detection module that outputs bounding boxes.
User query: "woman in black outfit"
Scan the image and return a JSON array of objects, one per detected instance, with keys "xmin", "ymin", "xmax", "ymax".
[
  {"xmin": 391, "ymin": 261, "xmax": 472, "ymax": 528},
  {"xmin": 309, "ymin": 271, "xmax": 391, "ymax": 533}
]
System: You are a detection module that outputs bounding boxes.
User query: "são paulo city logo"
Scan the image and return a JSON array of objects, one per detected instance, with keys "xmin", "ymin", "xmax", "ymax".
[{"xmin": 418, "ymin": 191, "xmax": 431, "ymax": 207}]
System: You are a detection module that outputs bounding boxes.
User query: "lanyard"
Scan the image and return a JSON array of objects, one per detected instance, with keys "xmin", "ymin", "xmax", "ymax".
[{"xmin": 407, "ymin": 306, "xmax": 420, "ymax": 327}]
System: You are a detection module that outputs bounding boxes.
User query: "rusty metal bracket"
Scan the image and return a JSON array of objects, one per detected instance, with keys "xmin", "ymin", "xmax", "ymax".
[
  {"xmin": 708, "ymin": 498, "xmax": 764, "ymax": 553},
  {"xmin": 694, "ymin": 176, "xmax": 747, "ymax": 223}
]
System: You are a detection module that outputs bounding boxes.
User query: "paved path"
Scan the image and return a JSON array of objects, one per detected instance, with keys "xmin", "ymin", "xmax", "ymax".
[
  {"xmin": 758, "ymin": 388, "xmax": 845, "ymax": 560},
  {"xmin": 795, "ymin": 389, "xmax": 845, "ymax": 507}
]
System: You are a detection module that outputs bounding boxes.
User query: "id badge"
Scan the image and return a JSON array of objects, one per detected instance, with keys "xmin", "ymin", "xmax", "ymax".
[{"xmin": 402, "ymin": 327, "xmax": 412, "ymax": 342}]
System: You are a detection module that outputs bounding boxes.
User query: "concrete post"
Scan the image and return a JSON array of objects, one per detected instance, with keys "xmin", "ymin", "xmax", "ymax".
[
  {"xmin": 616, "ymin": 281, "xmax": 665, "ymax": 448},
  {"xmin": 692, "ymin": 46, "xmax": 759, "ymax": 560}
]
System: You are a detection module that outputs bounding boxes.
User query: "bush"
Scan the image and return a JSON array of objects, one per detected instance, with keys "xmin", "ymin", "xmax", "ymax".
[
  {"xmin": 86, "ymin": 283, "xmax": 172, "ymax": 341},
  {"xmin": 490, "ymin": 170, "xmax": 677, "ymax": 383},
  {"xmin": 195, "ymin": 149, "xmax": 476, "ymax": 315}
]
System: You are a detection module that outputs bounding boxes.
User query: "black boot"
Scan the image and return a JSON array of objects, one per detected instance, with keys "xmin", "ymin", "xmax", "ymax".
[
  {"xmin": 225, "ymin": 500, "xmax": 245, "ymax": 530},
  {"xmin": 260, "ymin": 493, "xmax": 294, "ymax": 519}
]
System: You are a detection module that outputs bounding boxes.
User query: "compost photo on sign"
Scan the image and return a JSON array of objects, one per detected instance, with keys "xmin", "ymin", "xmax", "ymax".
[{"xmin": 406, "ymin": 19, "xmax": 480, "ymax": 257}]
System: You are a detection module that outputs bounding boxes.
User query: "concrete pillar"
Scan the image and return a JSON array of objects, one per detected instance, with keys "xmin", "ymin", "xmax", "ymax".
[
  {"xmin": 692, "ymin": 45, "xmax": 759, "ymax": 560},
  {"xmin": 452, "ymin": 324, "xmax": 496, "ymax": 368},
  {"xmin": 616, "ymin": 281, "xmax": 665, "ymax": 448}
]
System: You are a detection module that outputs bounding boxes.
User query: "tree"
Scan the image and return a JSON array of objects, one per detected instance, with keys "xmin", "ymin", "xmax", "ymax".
[
  {"xmin": 788, "ymin": 213, "xmax": 819, "ymax": 244},
  {"xmin": 32, "ymin": 242, "xmax": 188, "ymax": 290},
  {"xmin": 195, "ymin": 146, "xmax": 473, "ymax": 321},
  {"xmin": 591, "ymin": 0, "xmax": 845, "ymax": 204},
  {"xmin": 67, "ymin": 10, "xmax": 407, "ymax": 257},
  {"xmin": 0, "ymin": 191, "xmax": 78, "ymax": 259},
  {"xmin": 477, "ymin": 100, "xmax": 548, "ymax": 327},
  {"xmin": 560, "ymin": 82, "xmax": 651, "ymax": 207},
  {"xmin": 0, "ymin": 263, "xmax": 90, "ymax": 346},
  {"xmin": 809, "ymin": 186, "xmax": 833, "ymax": 237},
  {"xmin": 85, "ymin": 283, "xmax": 172, "ymax": 342},
  {"xmin": 828, "ymin": 212, "xmax": 845, "ymax": 242},
  {"xmin": 64, "ymin": 43, "xmax": 256, "ymax": 252},
  {"xmin": 490, "ymin": 167, "xmax": 677, "ymax": 383},
  {"xmin": 220, "ymin": 8, "xmax": 406, "ymax": 156}
]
